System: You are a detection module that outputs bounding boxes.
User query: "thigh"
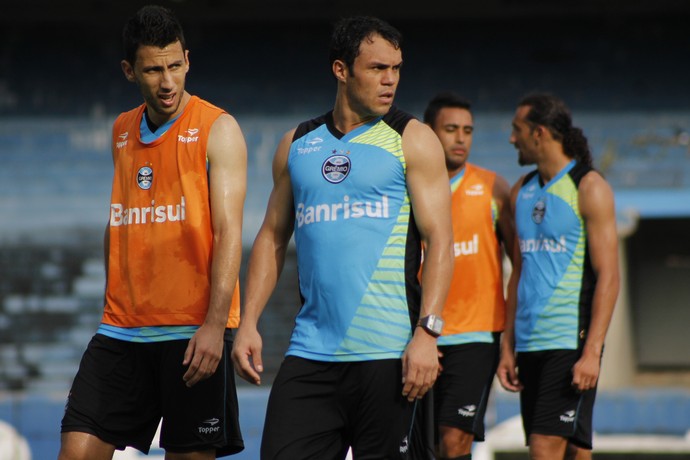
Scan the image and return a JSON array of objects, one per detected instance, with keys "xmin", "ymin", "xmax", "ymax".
[
  {"xmin": 159, "ymin": 332, "xmax": 244, "ymax": 457},
  {"xmin": 435, "ymin": 340, "xmax": 499, "ymax": 441},
  {"xmin": 518, "ymin": 350, "xmax": 594, "ymax": 448},
  {"xmin": 350, "ymin": 359, "xmax": 420, "ymax": 460},
  {"xmin": 261, "ymin": 356, "xmax": 350, "ymax": 460},
  {"xmin": 61, "ymin": 334, "xmax": 160, "ymax": 453}
]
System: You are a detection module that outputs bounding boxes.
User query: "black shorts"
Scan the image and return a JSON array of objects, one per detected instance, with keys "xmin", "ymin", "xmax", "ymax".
[
  {"xmin": 61, "ymin": 332, "xmax": 244, "ymax": 456},
  {"xmin": 434, "ymin": 336, "xmax": 500, "ymax": 442},
  {"xmin": 261, "ymin": 356, "xmax": 431, "ymax": 460},
  {"xmin": 517, "ymin": 349, "xmax": 597, "ymax": 449}
]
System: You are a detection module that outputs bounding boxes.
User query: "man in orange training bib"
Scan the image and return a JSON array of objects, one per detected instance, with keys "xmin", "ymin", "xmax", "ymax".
[
  {"xmin": 424, "ymin": 92, "xmax": 517, "ymax": 460},
  {"xmin": 59, "ymin": 6, "xmax": 247, "ymax": 459}
]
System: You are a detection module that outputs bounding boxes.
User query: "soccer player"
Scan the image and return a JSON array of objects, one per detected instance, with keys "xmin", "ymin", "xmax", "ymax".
[
  {"xmin": 59, "ymin": 6, "xmax": 247, "ymax": 459},
  {"xmin": 497, "ymin": 93, "xmax": 620, "ymax": 460},
  {"xmin": 231, "ymin": 16, "xmax": 453, "ymax": 460},
  {"xmin": 423, "ymin": 92, "xmax": 516, "ymax": 460}
]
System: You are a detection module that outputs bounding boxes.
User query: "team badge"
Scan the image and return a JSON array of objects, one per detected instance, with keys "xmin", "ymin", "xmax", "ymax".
[
  {"xmin": 532, "ymin": 199, "xmax": 546, "ymax": 223},
  {"xmin": 137, "ymin": 166, "xmax": 153, "ymax": 190},
  {"xmin": 322, "ymin": 155, "xmax": 351, "ymax": 184}
]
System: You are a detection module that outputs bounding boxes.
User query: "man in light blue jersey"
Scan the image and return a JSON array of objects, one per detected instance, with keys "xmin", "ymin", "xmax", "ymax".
[
  {"xmin": 497, "ymin": 93, "xmax": 620, "ymax": 460},
  {"xmin": 232, "ymin": 16, "xmax": 453, "ymax": 460}
]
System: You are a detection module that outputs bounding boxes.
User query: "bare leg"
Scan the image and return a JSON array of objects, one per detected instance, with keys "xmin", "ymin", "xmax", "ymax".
[
  {"xmin": 528, "ymin": 433, "xmax": 567, "ymax": 460},
  {"xmin": 564, "ymin": 442, "xmax": 592, "ymax": 460},
  {"xmin": 58, "ymin": 431, "xmax": 116, "ymax": 460},
  {"xmin": 439, "ymin": 425, "xmax": 474, "ymax": 458}
]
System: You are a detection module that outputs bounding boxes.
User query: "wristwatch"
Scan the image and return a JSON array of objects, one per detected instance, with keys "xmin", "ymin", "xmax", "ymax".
[{"xmin": 417, "ymin": 314, "xmax": 444, "ymax": 338}]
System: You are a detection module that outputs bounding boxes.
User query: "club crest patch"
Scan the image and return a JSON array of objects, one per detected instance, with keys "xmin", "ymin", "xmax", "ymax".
[
  {"xmin": 137, "ymin": 166, "xmax": 153, "ymax": 190},
  {"xmin": 532, "ymin": 199, "xmax": 546, "ymax": 224},
  {"xmin": 322, "ymin": 155, "xmax": 351, "ymax": 184}
]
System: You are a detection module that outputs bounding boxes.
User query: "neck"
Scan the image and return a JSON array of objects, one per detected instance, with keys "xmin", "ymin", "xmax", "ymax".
[
  {"xmin": 147, "ymin": 91, "xmax": 191, "ymax": 128},
  {"xmin": 332, "ymin": 88, "xmax": 381, "ymax": 134},
  {"xmin": 448, "ymin": 163, "xmax": 466, "ymax": 179},
  {"xmin": 537, "ymin": 149, "xmax": 572, "ymax": 182}
]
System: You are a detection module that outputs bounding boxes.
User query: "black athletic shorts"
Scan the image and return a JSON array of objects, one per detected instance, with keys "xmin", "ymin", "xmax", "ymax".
[
  {"xmin": 435, "ymin": 335, "xmax": 500, "ymax": 442},
  {"xmin": 61, "ymin": 332, "xmax": 244, "ymax": 456},
  {"xmin": 517, "ymin": 349, "xmax": 597, "ymax": 450},
  {"xmin": 261, "ymin": 356, "xmax": 432, "ymax": 460}
]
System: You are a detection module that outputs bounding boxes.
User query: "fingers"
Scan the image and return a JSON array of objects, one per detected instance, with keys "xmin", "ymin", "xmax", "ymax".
[
  {"xmin": 232, "ymin": 350, "xmax": 263, "ymax": 385},
  {"xmin": 230, "ymin": 331, "xmax": 264, "ymax": 385},
  {"xmin": 401, "ymin": 363, "xmax": 437, "ymax": 402},
  {"xmin": 183, "ymin": 352, "xmax": 220, "ymax": 387},
  {"xmin": 497, "ymin": 365, "xmax": 523, "ymax": 392}
]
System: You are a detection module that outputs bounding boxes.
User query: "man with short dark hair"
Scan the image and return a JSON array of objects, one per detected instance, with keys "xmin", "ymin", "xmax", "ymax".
[
  {"xmin": 59, "ymin": 6, "xmax": 247, "ymax": 459},
  {"xmin": 232, "ymin": 16, "xmax": 453, "ymax": 460},
  {"xmin": 424, "ymin": 92, "xmax": 516, "ymax": 460}
]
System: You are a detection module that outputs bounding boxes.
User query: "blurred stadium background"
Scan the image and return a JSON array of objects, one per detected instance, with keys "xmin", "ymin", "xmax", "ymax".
[{"xmin": 1, "ymin": 0, "xmax": 690, "ymax": 458}]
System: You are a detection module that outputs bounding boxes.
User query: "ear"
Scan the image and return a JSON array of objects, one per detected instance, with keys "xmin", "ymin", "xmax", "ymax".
[
  {"xmin": 332, "ymin": 59, "xmax": 348, "ymax": 83},
  {"xmin": 184, "ymin": 49, "xmax": 190, "ymax": 73},
  {"xmin": 121, "ymin": 60, "xmax": 136, "ymax": 83}
]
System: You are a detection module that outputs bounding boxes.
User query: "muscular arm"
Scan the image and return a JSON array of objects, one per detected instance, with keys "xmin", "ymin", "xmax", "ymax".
[
  {"xmin": 494, "ymin": 174, "xmax": 516, "ymax": 266},
  {"xmin": 231, "ymin": 129, "xmax": 296, "ymax": 385},
  {"xmin": 571, "ymin": 171, "xmax": 620, "ymax": 391},
  {"xmin": 497, "ymin": 177, "xmax": 524, "ymax": 392},
  {"xmin": 183, "ymin": 113, "xmax": 247, "ymax": 387},
  {"xmin": 401, "ymin": 119, "xmax": 454, "ymax": 401}
]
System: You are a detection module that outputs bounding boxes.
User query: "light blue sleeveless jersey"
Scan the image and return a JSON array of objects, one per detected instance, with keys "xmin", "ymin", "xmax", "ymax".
[
  {"xmin": 286, "ymin": 108, "xmax": 421, "ymax": 362},
  {"xmin": 515, "ymin": 160, "xmax": 596, "ymax": 352}
]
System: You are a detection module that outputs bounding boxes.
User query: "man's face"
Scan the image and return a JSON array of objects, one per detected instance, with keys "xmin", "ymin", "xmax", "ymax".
[
  {"xmin": 431, "ymin": 107, "xmax": 474, "ymax": 175},
  {"xmin": 344, "ymin": 34, "xmax": 402, "ymax": 118},
  {"xmin": 121, "ymin": 40, "xmax": 189, "ymax": 126},
  {"xmin": 510, "ymin": 105, "xmax": 537, "ymax": 166}
]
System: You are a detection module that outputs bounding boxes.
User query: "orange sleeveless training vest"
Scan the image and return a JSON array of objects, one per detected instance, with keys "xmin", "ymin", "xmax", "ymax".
[
  {"xmin": 103, "ymin": 96, "xmax": 240, "ymax": 328},
  {"xmin": 442, "ymin": 163, "xmax": 505, "ymax": 335}
]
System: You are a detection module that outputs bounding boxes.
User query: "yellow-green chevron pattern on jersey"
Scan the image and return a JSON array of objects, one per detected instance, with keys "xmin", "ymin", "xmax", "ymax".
[
  {"xmin": 335, "ymin": 196, "xmax": 413, "ymax": 359},
  {"xmin": 528, "ymin": 222, "xmax": 586, "ymax": 350},
  {"xmin": 350, "ymin": 120, "xmax": 407, "ymax": 173}
]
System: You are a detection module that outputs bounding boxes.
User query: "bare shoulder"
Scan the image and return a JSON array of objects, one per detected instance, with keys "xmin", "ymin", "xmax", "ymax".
[
  {"xmin": 579, "ymin": 170, "xmax": 615, "ymax": 216},
  {"xmin": 401, "ymin": 119, "xmax": 443, "ymax": 162},
  {"xmin": 492, "ymin": 173, "xmax": 511, "ymax": 202},
  {"xmin": 207, "ymin": 113, "xmax": 247, "ymax": 164}
]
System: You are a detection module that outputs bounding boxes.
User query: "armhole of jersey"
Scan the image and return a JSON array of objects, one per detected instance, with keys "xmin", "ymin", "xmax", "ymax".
[
  {"xmin": 382, "ymin": 106, "xmax": 414, "ymax": 136},
  {"xmin": 293, "ymin": 113, "xmax": 329, "ymax": 142},
  {"xmin": 568, "ymin": 162, "xmax": 595, "ymax": 186}
]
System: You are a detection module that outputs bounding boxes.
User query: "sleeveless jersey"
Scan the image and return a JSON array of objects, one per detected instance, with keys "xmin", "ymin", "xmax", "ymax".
[
  {"xmin": 515, "ymin": 160, "xmax": 595, "ymax": 351},
  {"xmin": 437, "ymin": 163, "xmax": 505, "ymax": 346},
  {"xmin": 286, "ymin": 107, "xmax": 421, "ymax": 362},
  {"xmin": 103, "ymin": 96, "xmax": 240, "ymax": 328}
]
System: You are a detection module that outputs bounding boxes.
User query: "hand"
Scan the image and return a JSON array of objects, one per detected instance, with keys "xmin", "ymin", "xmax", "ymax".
[
  {"xmin": 230, "ymin": 324, "xmax": 264, "ymax": 385},
  {"xmin": 182, "ymin": 323, "xmax": 224, "ymax": 387},
  {"xmin": 571, "ymin": 351, "xmax": 600, "ymax": 392},
  {"xmin": 497, "ymin": 350, "xmax": 523, "ymax": 392},
  {"xmin": 401, "ymin": 328, "xmax": 439, "ymax": 402}
]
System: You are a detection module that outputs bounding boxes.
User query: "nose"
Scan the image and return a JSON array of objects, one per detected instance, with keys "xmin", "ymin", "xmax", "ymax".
[
  {"xmin": 382, "ymin": 68, "xmax": 398, "ymax": 86},
  {"xmin": 456, "ymin": 130, "xmax": 465, "ymax": 144},
  {"xmin": 509, "ymin": 132, "xmax": 516, "ymax": 145},
  {"xmin": 160, "ymin": 69, "xmax": 174, "ymax": 91}
]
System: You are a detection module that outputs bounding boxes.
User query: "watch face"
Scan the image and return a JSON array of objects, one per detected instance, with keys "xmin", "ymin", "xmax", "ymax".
[
  {"xmin": 420, "ymin": 315, "xmax": 443, "ymax": 336},
  {"xmin": 429, "ymin": 316, "xmax": 443, "ymax": 334}
]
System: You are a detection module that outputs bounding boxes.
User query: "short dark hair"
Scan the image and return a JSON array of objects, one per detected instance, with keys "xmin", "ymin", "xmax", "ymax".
[
  {"xmin": 423, "ymin": 92, "xmax": 473, "ymax": 126},
  {"xmin": 519, "ymin": 92, "xmax": 593, "ymax": 167},
  {"xmin": 329, "ymin": 16, "xmax": 402, "ymax": 73},
  {"xmin": 122, "ymin": 5, "xmax": 186, "ymax": 66}
]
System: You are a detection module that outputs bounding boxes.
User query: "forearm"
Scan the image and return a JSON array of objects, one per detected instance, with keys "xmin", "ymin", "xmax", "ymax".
[
  {"xmin": 241, "ymin": 229, "xmax": 290, "ymax": 327},
  {"xmin": 206, "ymin": 226, "xmax": 242, "ymax": 329},
  {"xmin": 418, "ymin": 235, "xmax": 453, "ymax": 318},
  {"xmin": 583, "ymin": 273, "xmax": 619, "ymax": 357}
]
